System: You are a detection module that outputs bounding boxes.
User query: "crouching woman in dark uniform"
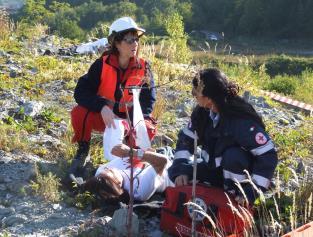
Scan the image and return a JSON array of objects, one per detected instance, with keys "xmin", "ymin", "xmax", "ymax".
[{"xmin": 168, "ymin": 68, "xmax": 278, "ymax": 205}]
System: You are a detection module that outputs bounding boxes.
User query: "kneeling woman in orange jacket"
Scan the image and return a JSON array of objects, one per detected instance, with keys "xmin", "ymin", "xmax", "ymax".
[{"xmin": 68, "ymin": 17, "xmax": 156, "ymax": 180}]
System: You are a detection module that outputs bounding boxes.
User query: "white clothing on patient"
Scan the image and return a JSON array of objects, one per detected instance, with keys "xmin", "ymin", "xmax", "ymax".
[
  {"xmin": 101, "ymin": 117, "xmax": 173, "ymax": 201},
  {"xmin": 95, "ymin": 157, "xmax": 174, "ymax": 201}
]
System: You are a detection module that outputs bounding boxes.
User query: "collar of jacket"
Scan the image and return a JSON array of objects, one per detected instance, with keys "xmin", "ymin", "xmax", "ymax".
[
  {"xmin": 209, "ymin": 110, "xmax": 220, "ymax": 128},
  {"xmin": 105, "ymin": 54, "xmax": 143, "ymax": 70}
]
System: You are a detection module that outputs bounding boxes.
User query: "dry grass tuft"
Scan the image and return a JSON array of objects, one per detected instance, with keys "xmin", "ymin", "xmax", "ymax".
[
  {"xmin": 0, "ymin": 9, "xmax": 14, "ymax": 41},
  {"xmin": 30, "ymin": 165, "xmax": 61, "ymax": 202},
  {"xmin": 0, "ymin": 123, "xmax": 29, "ymax": 152},
  {"xmin": 152, "ymin": 92, "xmax": 167, "ymax": 120}
]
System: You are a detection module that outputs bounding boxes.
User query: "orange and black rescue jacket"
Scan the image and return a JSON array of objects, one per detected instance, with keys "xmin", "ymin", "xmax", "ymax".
[
  {"xmin": 74, "ymin": 54, "xmax": 156, "ymax": 118},
  {"xmin": 97, "ymin": 55, "xmax": 146, "ymax": 113}
]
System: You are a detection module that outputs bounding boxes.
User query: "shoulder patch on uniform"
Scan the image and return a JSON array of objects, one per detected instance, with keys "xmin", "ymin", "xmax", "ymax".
[{"xmin": 255, "ymin": 132, "xmax": 267, "ymax": 145}]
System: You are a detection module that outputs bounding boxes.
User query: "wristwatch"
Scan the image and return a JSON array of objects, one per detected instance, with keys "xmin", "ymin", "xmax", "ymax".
[{"xmin": 136, "ymin": 149, "xmax": 144, "ymax": 159}]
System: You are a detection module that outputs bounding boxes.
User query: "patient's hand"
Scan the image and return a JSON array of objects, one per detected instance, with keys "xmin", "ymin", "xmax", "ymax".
[{"xmin": 111, "ymin": 144, "xmax": 130, "ymax": 158}]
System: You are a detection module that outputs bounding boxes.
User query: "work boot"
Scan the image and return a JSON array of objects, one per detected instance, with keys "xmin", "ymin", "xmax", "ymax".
[{"xmin": 68, "ymin": 141, "xmax": 90, "ymax": 178}]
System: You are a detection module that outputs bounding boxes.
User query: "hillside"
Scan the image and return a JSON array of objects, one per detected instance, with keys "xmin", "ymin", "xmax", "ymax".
[{"xmin": 1, "ymin": 13, "xmax": 313, "ymax": 237}]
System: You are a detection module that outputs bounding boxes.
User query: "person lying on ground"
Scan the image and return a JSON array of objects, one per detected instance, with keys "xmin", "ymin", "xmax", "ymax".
[{"xmin": 77, "ymin": 144, "xmax": 174, "ymax": 203}]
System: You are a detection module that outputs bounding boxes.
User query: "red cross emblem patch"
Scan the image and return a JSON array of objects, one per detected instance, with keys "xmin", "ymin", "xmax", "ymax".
[{"xmin": 255, "ymin": 132, "xmax": 267, "ymax": 145}]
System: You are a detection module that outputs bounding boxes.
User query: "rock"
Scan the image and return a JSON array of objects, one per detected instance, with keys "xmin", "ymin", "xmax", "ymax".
[
  {"xmin": 47, "ymin": 121, "xmax": 67, "ymax": 137},
  {"xmin": 109, "ymin": 208, "xmax": 139, "ymax": 236},
  {"xmin": 0, "ymin": 184, "xmax": 7, "ymax": 192},
  {"xmin": 6, "ymin": 182, "xmax": 27, "ymax": 194},
  {"xmin": 15, "ymin": 204, "xmax": 31, "ymax": 214},
  {"xmin": 37, "ymin": 162, "xmax": 59, "ymax": 175},
  {"xmin": 27, "ymin": 134, "xmax": 61, "ymax": 147},
  {"xmin": 279, "ymin": 118, "xmax": 290, "ymax": 125},
  {"xmin": 9, "ymin": 70, "xmax": 17, "ymax": 78},
  {"xmin": 52, "ymin": 204, "xmax": 62, "ymax": 210},
  {"xmin": 296, "ymin": 160, "xmax": 305, "ymax": 174},
  {"xmin": 22, "ymin": 101, "xmax": 44, "ymax": 117},
  {"xmin": 30, "ymin": 67, "xmax": 38, "ymax": 75},
  {"xmin": 0, "ymin": 207, "xmax": 14, "ymax": 218},
  {"xmin": 49, "ymin": 213, "xmax": 64, "ymax": 219},
  {"xmin": 0, "ymin": 50, "xmax": 8, "ymax": 57},
  {"xmin": 0, "ymin": 153, "xmax": 13, "ymax": 164},
  {"xmin": 3, "ymin": 177, "xmax": 12, "ymax": 183},
  {"xmin": 43, "ymin": 49, "xmax": 55, "ymax": 56},
  {"xmin": 177, "ymin": 102, "xmax": 193, "ymax": 118},
  {"xmin": 294, "ymin": 113, "xmax": 304, "ymax": 121},
  {"xmin": 2, "ymin": 214, "xmax": 28, "ymax": 227},
  {"xmin": 243, "ymin": 91, "xmax": 251, "ymax": 101}
]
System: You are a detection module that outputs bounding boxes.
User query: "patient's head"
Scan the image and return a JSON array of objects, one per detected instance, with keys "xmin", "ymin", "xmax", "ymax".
[{"xmin": 83, "ymin": 168, "xmax": 129, "ymax": 203}]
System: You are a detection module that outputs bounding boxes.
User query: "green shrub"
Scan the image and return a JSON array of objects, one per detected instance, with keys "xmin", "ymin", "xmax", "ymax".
[
  {"xmin": 30, "ymin": 170, "xmax": 61, "ymax": 202},
  {"xmin": 164, "ymin": 12, "xmax": 192, "ymax": 64},
  {"xmin": 265, "ymin": 75, "xmax": 299, "ymax": 95},
  {"xmin": 265, "ymin": 55, "xmax": 313, "ymax": 77},
  {"xmin": 40, "ymin": 108, "xmax": 62, "ymax": 123},
  {"xmin": 294, "ymin": 70, "xmax": 313, "ymax": 104},
  {"xmin": 269, "ymin": 120, "xmax": 312, "ymax": 161}
]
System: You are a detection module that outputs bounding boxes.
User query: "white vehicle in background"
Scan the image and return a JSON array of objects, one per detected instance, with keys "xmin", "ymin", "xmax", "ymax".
[{"xmin": 190, "ymin": 30, "xmax": 224, "ymax": 41}]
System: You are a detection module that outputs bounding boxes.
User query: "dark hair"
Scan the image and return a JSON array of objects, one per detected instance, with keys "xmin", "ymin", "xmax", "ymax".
[
  {"xmin": 192, "ymin": 68, "xmax": 265, "ymax": 128},
  {"xmin": 102, "ymin": 29, "xmax": 139, "ymax": 57},
  {"xmin": 82, "ymin": 174, "xmax": 130, "ymax": 204}
]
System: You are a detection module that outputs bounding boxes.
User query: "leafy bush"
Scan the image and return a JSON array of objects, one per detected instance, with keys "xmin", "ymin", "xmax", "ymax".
[
  {"xmin": 265, "ymin": 55, "xmax": 313, "ymax": 77},
  {"xmin": 54, "ymin": 19, "xmax": 85, "ymax": 40},
  {"xmin": 164, "ymin": 12, "xmax": 192, "ymax": 64},
  {"xmin": 15, "ymin": 22, "xmax": 48, "ymax": 41},
  {"xmin": 265, "ymin": 75, "xmax": 299, "ymax": 95},
  {"xmin": 40, "ymin": 108, "xmax": 62, "ymax": 123},
  {"xmin": 88, "ymin": 23, "xmax": 109, "ymax": 39}
]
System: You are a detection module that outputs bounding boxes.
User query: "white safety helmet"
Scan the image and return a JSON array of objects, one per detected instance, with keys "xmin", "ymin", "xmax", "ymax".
[{"xmin": 109, "ymin": 17, "xmax": 145, "ymax": 39}]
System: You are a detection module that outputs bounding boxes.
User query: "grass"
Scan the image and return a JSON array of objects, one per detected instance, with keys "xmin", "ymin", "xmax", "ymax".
[
  {"xmin": 0, "ymin": 123, "xmax": 30, "ymax": 152},
  {"xmin": 0, "ymin": 13, "xmax": 313, "ymax": 236},
  {"xmin": 268, "ymin": 117, "xmax": 313, "ymax": 162},
  {"xmin": 30, "ymin": 165, "xmax": 61, "ymax": 202}
]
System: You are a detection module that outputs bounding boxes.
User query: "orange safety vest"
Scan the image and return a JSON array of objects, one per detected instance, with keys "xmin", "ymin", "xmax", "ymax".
[{"xmin": 97, "ymin": 55, "xmax": 146, "ymax": 113}]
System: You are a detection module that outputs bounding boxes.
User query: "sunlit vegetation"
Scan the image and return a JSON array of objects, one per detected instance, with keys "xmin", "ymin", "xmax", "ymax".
[{"xmin": 0, "ymin": 6, "xmax": 312, "ymax": 236}]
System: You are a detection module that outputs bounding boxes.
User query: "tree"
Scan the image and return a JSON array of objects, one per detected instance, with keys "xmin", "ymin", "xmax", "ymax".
[
  {"xmin": 76, "ymin": 1, "xmax": 107, "ymax": 29},
  {"xmin": 19, "ymin": 0, "xmax": 51, "ymax": 24},
  {"xmin": 55, "ymin": 18, "xmax": 85, "ymax": 40},
  {"xmin": 105, "ymin": 1, "xmax": 138, "ymax": 20},
  {"xmin": 238, "ymin": 0, "xmax": 266, "ymax": 35},
  {"xmin": 165, "ymin": 12, "xmax": 191, "ymax": 64}
]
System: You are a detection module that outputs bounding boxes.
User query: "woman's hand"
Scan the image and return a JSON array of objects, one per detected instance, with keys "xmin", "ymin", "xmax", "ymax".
[
  {"xmin": 101, "ymin": 105, "xmax": 116, "ymax": 129},
  {"xmin": 175, "ymin": 175, "xmax": 189, "ymax": 186},
  {"xmin": 111, "ymin": 144, "xmax": 130, "ymax": 158}
]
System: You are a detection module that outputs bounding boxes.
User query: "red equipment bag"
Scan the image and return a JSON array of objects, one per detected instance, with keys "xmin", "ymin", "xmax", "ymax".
[{"xmin": 160, "ymin": 185, "xmax": 252, "ymax": 237}]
